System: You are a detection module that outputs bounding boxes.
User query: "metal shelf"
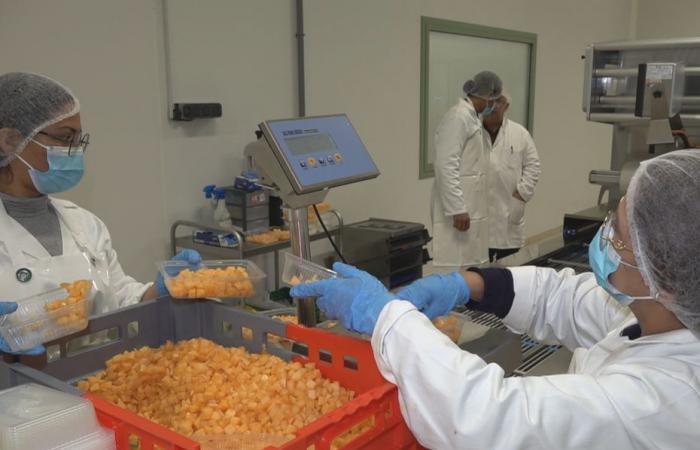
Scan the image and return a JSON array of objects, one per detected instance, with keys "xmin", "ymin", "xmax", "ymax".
[{"xmin": 170, "ymin": 214, "xmax": 343, "ymax": 289}]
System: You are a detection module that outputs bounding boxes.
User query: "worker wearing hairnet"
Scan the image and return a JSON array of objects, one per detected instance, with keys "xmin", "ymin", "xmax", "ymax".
[
  {"xmin": 292, "ymin": 150, "xmax": 700, "ymax": 449},
  {"xmin": 0, "ymin": 72, "xmax": 199, "ymax": 354},
  {"xmin": 432, "ymin": 71, "xmax": 502, "ymax": 267},
  {"xmin": 483, "ymin": 91, "xmax": 540, "ymax": 261}
]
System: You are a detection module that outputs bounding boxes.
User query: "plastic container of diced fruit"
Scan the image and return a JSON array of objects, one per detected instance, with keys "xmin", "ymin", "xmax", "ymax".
[
  {"xmin": 157, "ymin": 259, "xmax": 266, "ymax": 300},
  {"xmin": 0, "ymin": 383, "xmax": 115, "ymax": 450},
  {"xmin": 281, "ymin": 252, "xmax": 337, "ymax": 286},
  {"xmin": 0, "ymin": 282, "xmax": 95, "ymax": 352}
]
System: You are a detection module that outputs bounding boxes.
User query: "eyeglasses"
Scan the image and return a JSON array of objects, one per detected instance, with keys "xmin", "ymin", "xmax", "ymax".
[
  {"xmin": 600, "ymin": 211, "xmax": 640, "ymax": 269},
  {"xmin": 36, "ymin": 131, "xmax": 90, "ymax": 156}
]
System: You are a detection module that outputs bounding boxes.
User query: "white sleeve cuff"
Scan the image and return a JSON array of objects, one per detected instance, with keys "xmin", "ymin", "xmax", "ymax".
[{"xmin": 371, "ymin": 300, "xmax": 420, "ymax": 383}]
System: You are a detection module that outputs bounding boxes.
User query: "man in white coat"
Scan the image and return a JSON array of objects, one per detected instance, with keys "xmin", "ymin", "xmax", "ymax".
[
  {"xmin": 483, "ymin": 92, "xmax": 540, "ymax": 261},
  {"xmin": 432, "ymin": 71, "xmax": 502, "ymax": 267}
]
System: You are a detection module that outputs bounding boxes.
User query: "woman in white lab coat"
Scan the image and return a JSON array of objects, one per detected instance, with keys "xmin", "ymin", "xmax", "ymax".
[
  {"xmin": 0, "ymin": 72, "xmax": 198, "ymax": 354},
  {"xmin": 432, "ymin": 71, "xmax": 502, "ymax": 267},
  {"xmin": 291, "ymin": 150, "xmax": 700, "ymax": 449},
  {"xmin": 483, "ymin": 92, "xmax": 541, "ymax": 261}
]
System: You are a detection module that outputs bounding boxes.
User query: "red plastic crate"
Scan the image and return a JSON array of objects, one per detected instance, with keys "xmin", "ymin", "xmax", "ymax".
[{"xmin": 84, "ymin": 322, "xmax": 421, "ymax": 450}]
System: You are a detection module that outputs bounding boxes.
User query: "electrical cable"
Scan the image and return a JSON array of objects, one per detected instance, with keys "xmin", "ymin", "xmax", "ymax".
[{"xmin": 313, "ymin": 204, "xmax": 346, "ymax": 263}]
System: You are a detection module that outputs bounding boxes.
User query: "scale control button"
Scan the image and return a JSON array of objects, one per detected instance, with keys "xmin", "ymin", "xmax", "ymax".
[
  {"xmin": 308, "ymin": 157, "xmax": 317, "ymax": 167},
  {"xmin": 327, "ymin": 155, "xmax": 335, "ymax": 164},
  {"xmin": 319, "ymin": 158, "xmax": 327, "ymax": 166},
  {"xmin": 299, "ymin": 160, "xmax": 307, "ymax": 168},
  {"xmin": 334, "ymin": 153, "xmax": 343, "ymax": 162}
]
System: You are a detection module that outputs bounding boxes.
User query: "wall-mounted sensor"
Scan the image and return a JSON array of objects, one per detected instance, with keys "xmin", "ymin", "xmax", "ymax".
[{"xmin": 171, "ymin": 103, "xmax": 223, "ymax": 121}]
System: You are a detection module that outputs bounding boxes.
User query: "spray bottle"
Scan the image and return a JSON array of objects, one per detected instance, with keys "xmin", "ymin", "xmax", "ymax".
[{"xmin": 202, "ymin": 185, "xmax": 232, "ymax": 228}]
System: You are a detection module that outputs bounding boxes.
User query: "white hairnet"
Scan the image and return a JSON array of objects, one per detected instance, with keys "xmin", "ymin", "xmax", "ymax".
[
  {"xmin": 463, "ymin": 71, "xmax": 503, "ymax": 99},
  {"xmin": 626, "ymin": 149, "xmax": 700, "ymax": 334},
  {"xmin": 0, "ymin": 72, "xmax": 80, "ymax": 167}
]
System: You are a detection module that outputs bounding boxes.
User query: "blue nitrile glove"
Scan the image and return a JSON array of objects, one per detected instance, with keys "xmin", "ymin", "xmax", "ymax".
[
  {"xmin": 0, "ymin": 302, "xmax": 45, "ymax": 355},
  {"xmin": 397, "ymin": 272, "xmax": 470, "ymax": 319},
  {"xmin": 156, "ymin": 249, "xmax": 202, "ymax": 296},
  {"xmin": 289, "ymin": 262, "xmax": 396, "ymax": 335}
]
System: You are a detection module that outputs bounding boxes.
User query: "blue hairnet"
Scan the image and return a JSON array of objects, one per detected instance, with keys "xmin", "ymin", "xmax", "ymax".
[{"xmin": 0, "ymin": 72, "xmax": 79, "ymax": 167}]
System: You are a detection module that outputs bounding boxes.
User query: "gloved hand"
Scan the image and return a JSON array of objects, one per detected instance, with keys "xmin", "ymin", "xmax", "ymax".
[
  {"xmin": 156, "ymin": 249, "xmax": 202, "ymax": 297},
  {"xmin": 397, "ymin": 272, "xmax": 470, "ymax": 319},
  {"xmin": 0, "ymin": 302, "xmax": 45, "ymax": 355},
  {"xmin": 289, "ymin": 262, "xmax": 396, "ymax": 335}
]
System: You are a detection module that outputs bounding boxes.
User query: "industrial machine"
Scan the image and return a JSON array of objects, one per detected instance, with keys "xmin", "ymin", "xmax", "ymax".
[
  {"xmin": 338, "ymin": 218, "xmax": 431, "ymax": 289},
  {"xmin": 546, "ymin": 38, "xmax": 700, "ymax": 267},
  {"xmin": 580, "ymin": 38, "xmax": 700, "ymax": 221},
  {"xmin": 244, "ymin": 114, "xmax": 379, "ymax": 326}
]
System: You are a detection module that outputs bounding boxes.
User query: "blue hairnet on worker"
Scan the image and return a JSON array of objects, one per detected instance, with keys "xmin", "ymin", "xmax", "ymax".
[
  {"xmin": 0, "ymin": 72, "xmax": 200, "ymax": 354},
  {"xmin": 292, "ymin": 149, "xmax": 700, "ymax": 449}
]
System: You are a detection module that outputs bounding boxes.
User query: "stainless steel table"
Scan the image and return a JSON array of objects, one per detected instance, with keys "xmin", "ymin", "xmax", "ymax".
[{"xmin": 170, "ymin": 211, "xmax": 343, "ymax": 289}]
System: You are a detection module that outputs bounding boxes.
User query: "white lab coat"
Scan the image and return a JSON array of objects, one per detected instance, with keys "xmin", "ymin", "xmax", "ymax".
[
  {"xmin": 373, "ymin": 266, "xmax": 700, "ymax": 449},
  {"xmin": 0, "ymin": 197, "xmax": 150, "ymax": 312},
  {"xmin": 488, "ymin": 119, "xmax": 540, "ymax": 249},
  {"xmin": 432, "ymin": 98, "xmax": 490, "ymax": 267}
]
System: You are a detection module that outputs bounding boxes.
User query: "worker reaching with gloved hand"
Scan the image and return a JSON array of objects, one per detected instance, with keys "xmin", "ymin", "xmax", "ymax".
[
  {"xmin": 291, "ymin": 149, "xmax": 700, "ymax": 449},
  {"xmin": 0, "ymin": 72, "xmax": 200, "ymax": 354}
]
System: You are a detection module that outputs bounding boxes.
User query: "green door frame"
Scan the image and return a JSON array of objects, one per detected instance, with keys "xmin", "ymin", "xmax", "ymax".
[{"xmin": 419, "ymin": 17, "xmax": 538, "ymax": 179}]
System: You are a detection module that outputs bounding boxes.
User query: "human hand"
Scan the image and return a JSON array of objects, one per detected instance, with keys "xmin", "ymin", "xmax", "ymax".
[
  {"xmin": 289, "ymin": 262, "xmax": 395, "ymax": 335},
  {"xmin": 397, "ymin": 272, "xmax": 470, "ymax": 319},
  {"xmin": 453, "ymin": 213, "xmax": 470, "ymax": 231},
  {"xmin": 156, "ymin": 249, "xmax": 202, "ymax": 297},
  {"xmin": 0, "ymin": 302, "xmax": 45, "ymax": 354}
]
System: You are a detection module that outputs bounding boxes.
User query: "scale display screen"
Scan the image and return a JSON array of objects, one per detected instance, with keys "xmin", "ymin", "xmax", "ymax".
[
  {"xmin": 262, "ymin": 114, "xmax": 379, "ymax": 194},
  {"xmin": 285, "ymin": 133, "xmax": 337, "ymax": 156}
]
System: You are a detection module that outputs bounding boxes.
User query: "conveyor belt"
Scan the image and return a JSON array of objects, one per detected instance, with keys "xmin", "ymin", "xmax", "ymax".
[{"xmin": 465, "ymin": 310, "xmax": 566, "ymax": 376}]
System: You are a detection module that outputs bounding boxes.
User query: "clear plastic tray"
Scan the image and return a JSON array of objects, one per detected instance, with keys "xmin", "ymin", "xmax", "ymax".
[
  {"xmin": 54, "ymin": 427, "xmax": 116, "ymax": 450},
  {"xmin": 281, "ymin": 252, "xmax": 337, "ymax": 286},
  {"xmin": 157, "ymin": 259, "xmax": 266, "ymax": 300},
  {"xmin": 0, "ymin": 383, "xmax": 103, "ymax": 450},
  {"xmin": 0, "ymin": 284, "xmax": 94, "ymax": 352}
]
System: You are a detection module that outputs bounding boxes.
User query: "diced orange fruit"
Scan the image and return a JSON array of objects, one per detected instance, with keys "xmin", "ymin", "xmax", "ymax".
[
  {"xmin": 167, "ymin": 267, "xmax": 255, "ymax": 299},
  {"xmin": 77, "ymin": 338, "xmax": 356, "ymax": 441},
  {"xmin": 44, "ymin": 279, "xmax": 91, "ymax": 328}
]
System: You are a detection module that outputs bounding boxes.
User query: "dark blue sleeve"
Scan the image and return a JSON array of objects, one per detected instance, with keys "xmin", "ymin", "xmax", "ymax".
[{"xmin": 465, "ymin": 267, "xmax": 515, "ymax": 319}]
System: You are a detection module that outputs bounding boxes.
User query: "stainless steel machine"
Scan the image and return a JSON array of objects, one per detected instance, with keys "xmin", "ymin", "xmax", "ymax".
[
  {"xmin": 582, "ymin": 37, "xmax": 700, "ymax": 218},
  {"xmin": 244, "ymin": 114, "xmax": 379, "ymax": 326}
]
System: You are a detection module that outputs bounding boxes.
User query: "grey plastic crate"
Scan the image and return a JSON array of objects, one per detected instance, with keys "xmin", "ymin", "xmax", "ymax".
[
  {"xmin": 233, "ymin": 217, "xmax": 269, "ymax": 232},
  {"xmin": 20, "ymin": 297, "xmax": 292, "ymax": 385},
  {"xmin": 224, "ymin": 187, "xmax": 269, "ymax": 207},
  {"xmin": 0, "ymin": 361, "xmax": 81, "ymax": 395},
  {"xmin": 227, "ymin": 203, "xmax": 269, "ymax": 221}
]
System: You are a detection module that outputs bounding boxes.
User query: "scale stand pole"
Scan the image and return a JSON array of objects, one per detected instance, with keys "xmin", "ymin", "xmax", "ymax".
[{"xmin": 287, "ymin": 206, "xmax": 317, "ymax": 326}]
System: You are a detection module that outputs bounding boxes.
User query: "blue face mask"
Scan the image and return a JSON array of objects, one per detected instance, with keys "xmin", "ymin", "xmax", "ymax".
[
  {"xmin": 481, "ymin": 103, "xmax": 496, "ymax": 116},
  {"xmin": 589, "ymin": 226, "xmax": 653, "ymax": 305},
  {"xmin": 18, "ymin": 141, "xmax": 84, "ymax": 194}
]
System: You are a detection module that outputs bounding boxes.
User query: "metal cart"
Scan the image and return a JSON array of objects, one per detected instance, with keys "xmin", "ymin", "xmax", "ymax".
[{"xmin": 169, "ymin": 210, "xmax": 343, "ymax": 289}]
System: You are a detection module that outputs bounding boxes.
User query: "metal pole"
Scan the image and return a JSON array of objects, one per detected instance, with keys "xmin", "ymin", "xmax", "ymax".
[
  {"xmin": 296, "ymin": 0, "xmax": 306, "ymax": 117},
  {"xmin": 287, "ymin": 207, "xmax": 316, "ymax": 326}
]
